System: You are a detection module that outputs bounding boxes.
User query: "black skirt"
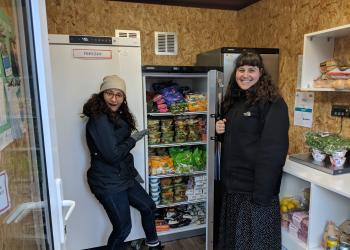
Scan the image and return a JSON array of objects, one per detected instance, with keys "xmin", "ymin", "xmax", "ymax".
[{"xmin": 217, "ymin": 192, "xmax": 281, "ymax": 250}]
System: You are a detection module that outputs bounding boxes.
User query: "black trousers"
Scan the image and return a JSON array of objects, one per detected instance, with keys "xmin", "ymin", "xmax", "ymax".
[{"xmin": 95, "ymin": 182, "xmax": 158, "ymax": 250}]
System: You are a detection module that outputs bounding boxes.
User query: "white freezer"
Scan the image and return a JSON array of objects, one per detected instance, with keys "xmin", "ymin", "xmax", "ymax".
[{"xmin": 49, "ymin": 34, "xmax": 145, "ymax": 250}]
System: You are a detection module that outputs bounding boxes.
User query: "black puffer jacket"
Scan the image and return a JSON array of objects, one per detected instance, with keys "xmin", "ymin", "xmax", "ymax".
[
  {"xmin": 86, "ymin": 113, "xmax": 138, "ymax": 195},
  {"xmin": 220, "ymin": 95, "xmax": 289, "ymax": 206}
]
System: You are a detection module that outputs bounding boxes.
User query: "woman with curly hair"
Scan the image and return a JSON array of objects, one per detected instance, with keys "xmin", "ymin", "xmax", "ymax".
[
  {"xmin": 83, "ymin": 75, "xmax": 162, "ymax": 250},
  {"xmin": 215, "ymin": 52, "xmax": 289, "ymax": 250}
]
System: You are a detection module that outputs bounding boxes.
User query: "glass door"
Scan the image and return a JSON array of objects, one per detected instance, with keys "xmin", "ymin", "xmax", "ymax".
[{"xmin": 0, "ymin": 0, "xmax": 60, "ymax": 249}]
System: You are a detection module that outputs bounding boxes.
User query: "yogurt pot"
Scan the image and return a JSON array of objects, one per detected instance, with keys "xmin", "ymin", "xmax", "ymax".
[
  {"xmin": 149, "ymin": 178, "xmax": 160, "ymax": 184},
  {"xmin": 151, "ymin": 190, "xmax": 161, "ymax": 198},
  {"xmin": 150, "ymin": 182, "xmax": 160, "ymax": 188},
  {"xmin": 311, "ymin": 148, "xmax": 326, "ymax": 162},
  {"xmin": 150, "ymin": 186, "xmax": 160, "ymax": 192},
  {"xmin": 151, "ymin": 196, "xmax": 160, "ymax": 204}
]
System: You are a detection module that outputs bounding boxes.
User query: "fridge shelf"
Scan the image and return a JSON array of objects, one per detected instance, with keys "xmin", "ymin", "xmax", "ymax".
[
  {"xmin": 148, "ymin": 111, "xmax": 207, "ymax": 116},
  {"xmin": 157, "ymin": 223, "xmax": 206, "ymax": 236},
  {"xmin": 281, "ymin": 228, "xmax": 307, "ymax": 250},
  {"xmin": 148, "ymin": 141, "xmax": 206, "ymax": 148},
  {"xmin": 149, "ymin": 170, "xmax": 207, "ymax": 179},
  {"xmin": 156, "ymin": 199, "xmax": 206, "ymax": 209}
]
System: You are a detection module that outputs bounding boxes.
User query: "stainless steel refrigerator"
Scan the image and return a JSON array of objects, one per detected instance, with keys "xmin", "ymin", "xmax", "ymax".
[
  {"xmin": 196, "ymin": 47, "xmax": 280, "ymax": 94},
  {"xmin": 196, "ymin": 47, "xmax": 280, "ymax": 246}
]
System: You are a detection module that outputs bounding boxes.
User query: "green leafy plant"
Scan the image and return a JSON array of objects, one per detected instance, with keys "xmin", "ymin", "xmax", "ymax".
[{"xmin": 305, "ymin": 131, "xmax": 350, "ymax": 154}]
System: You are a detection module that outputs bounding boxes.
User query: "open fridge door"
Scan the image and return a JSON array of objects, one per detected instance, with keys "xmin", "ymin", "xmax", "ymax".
[{"xmin": 206, "ymin": 70, "xmax": 224, "ymax": 250}]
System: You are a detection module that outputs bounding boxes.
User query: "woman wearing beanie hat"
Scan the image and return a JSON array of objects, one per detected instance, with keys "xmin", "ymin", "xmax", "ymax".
[{"xmin": 82, "ymin": 75, "xmax": 162, "ymax": 250}]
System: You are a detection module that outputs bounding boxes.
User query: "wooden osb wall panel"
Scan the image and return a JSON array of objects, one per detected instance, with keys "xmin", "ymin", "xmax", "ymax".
[
  {"xmin": 46, "ymin": 0, "xmax": 239, "ymax": 65},
  {"xmin": 236, "ymin": 0, "xmax": 350, "ymax": 154}
]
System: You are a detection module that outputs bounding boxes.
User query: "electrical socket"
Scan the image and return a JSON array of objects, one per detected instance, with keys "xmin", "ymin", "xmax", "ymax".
[{"xmin": 331, "ymin": 105, "xmax": 350, "ymax": 117}]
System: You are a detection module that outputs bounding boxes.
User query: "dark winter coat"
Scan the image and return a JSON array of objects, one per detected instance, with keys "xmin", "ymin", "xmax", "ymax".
[
  {"xmin": 86, "ymin": 113, "xmax": 138, "ymax": 195},
  {"xmin": 220, "ymin": 94, "xmax": 289, "ymax": 206}
]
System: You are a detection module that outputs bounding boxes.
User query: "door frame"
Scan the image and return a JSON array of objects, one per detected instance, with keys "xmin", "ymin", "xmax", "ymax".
[{"xmin": 30, "ymin": 0, "xmax": 63, "ymax": 249}]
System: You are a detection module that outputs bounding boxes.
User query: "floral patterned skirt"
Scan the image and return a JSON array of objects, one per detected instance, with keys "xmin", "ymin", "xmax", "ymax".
[{"xmin": 217, "ymin": 192, "xmax": 281, "ymax": 250}]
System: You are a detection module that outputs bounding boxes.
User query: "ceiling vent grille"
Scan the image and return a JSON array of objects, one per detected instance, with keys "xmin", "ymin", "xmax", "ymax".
[{"xmin": 155, "ymin": 32, "xmax": 177, "ymax": 55}]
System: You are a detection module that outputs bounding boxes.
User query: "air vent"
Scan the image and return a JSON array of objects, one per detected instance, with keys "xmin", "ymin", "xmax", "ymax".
[
  {"xmin": 118, "ymin": 32, "xmax": 128, "ymax": 38},
  {"xmin": 155, "ymin": 32, "xmax": 178, "ymax": 55},
  {"xmin": 115, "ymin": 29, "xmax": 140, "ymax": 39}
]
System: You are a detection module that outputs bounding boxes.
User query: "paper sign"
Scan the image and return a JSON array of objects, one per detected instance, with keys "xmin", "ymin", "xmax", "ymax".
[
  {"xmin": 72, "ymin": 49, "xmax": 112, "ymax": 59},
  {"xmin": 0, "ymin": 170, "xmax": 10, "ymax": 215},
  {"xmin": 294, "ymin": 91, "xmax": 314, "ymax": 128},
  {"xmin": 2, "ymin": 54, "xmax": 13, "ymax": 77}
]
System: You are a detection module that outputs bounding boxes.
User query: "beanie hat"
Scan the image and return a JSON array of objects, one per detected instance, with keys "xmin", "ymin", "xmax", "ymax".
[{"xmin": 100, "ymin": 75, "xmax": 126, "ymax": 94}]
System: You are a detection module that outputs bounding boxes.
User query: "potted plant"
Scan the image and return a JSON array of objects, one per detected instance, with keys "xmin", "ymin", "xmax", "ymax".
[
  {"xmin": 323, "ymin": 136, "xmax": 350, "ymax": 167},
  {"xmin": 305, "ymin": 131, "xmax": 350, "ymax": 166},
  {"xmin": 305, "ymin": 131, "xmax": 328, "ymax": 161}
]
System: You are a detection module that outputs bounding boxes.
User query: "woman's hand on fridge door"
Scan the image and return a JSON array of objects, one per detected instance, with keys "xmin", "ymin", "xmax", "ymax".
[
  {"xmin": 216, "ymin": 119, "xmax": 226, "ymax": 134},
  {"xmin": 131, "ymin": 129, "xmax": 148, "ymax": 142}
]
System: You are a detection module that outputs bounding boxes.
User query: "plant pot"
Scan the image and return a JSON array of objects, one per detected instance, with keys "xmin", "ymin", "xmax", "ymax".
[
  {"xmin": 311, "ymin": 148, "xmax": 326, "ymax": 162},
  {"xmin": 330, "ymin": 155, "xmax": 346, "ymax": 168},
  {"xmin": 331, "ymin": 149, "xmax": 347, "ymax": 158}
]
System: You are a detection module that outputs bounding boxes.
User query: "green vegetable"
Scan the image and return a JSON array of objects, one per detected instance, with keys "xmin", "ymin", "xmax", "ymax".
[{"xmin": 192, "ymin": 147, "xmax": 206, "ymax": 170}]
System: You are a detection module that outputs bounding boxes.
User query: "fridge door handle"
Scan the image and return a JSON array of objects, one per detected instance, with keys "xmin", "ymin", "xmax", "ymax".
[
  {"xmin": 62, "ymin": 200, "xmax": 75, "ymax": 221},
  {"xmin": 56, "ymin": 178, "xmax": 76, "ymax": 244}
]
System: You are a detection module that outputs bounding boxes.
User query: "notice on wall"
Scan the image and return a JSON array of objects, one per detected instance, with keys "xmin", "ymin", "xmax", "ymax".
[
  {"xmin": 0, "ymin": 77, "xmax": 13, "ymax": 150},
  {"xmin": 0, "ymin": 170, "xmax": 10, "ymax": 215},
  {"xmin": 294, "ymin": 91, "xmax": 314, "ymax": 128}
]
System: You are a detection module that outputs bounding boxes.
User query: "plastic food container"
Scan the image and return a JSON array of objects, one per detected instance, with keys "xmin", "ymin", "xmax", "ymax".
[
  {"xmin": 149, "ymin": 178, "xmax": 160, "ymax": 184},
  {"xmin": 151, "ymin": 196, "xmax": 160, "ymax": 204},
  {"xmin": 149, "ymin": 183, "xmax": 159, "ymax": 190},
  {"xmin": 151, "ymin": 191, "xmax": 161, "ymax": 198}
]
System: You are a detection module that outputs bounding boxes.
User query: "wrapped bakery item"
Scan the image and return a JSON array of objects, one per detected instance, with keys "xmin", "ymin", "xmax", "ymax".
[
  {"xmin": 314, "ymin": 59, "xmax": 350, "ymax": 88},
  {"xmin": 313, "ymin": 77, "xmax": 334, "ymax": 88},
  {"xmin": 326, "ymin": 67, "xmax": 350, "ymax": 80},
  {"xmin": 332, "ymin": 79, "xmax": 350, "ymax": 89},
  {"xmin": 320, "ymin": 59, "xmax": 339, "ymax": 74}
]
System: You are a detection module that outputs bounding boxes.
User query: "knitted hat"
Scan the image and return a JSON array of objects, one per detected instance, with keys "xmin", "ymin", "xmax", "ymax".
[{"xmin": 100, "ymin": 75, "xmax": 126, "ymax": 94}]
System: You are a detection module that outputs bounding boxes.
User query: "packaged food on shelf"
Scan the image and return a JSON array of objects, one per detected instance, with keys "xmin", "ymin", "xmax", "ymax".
[
  {"xmin": 154, "ymin": 203, "xmax": 206, "ymax": 230},
  {"xmin": 160, "ymin": 177, "xmax": 173, "ymax": 187},
  {"xmin": 161, "ymin": 191, "xmax": 174, "ymax": 204},
  {"xmin": 313, "ymin": 58, "xmax": 350, "ymax": 89},
  {"xmin": 148, "ymin": 131, "xmax": 161, "ymax": 145},
  {"xmin": 320, "ymin": 59, "xmax": 339, "ymax": 74},
  {"xmin": 161, "ymin": 135, "xmax": 174, "ymax": 144},
  {"xmin": 322, "ymin": 220, "xmax": 350, "ymax": 248},
  {"xmin": 155, "ymin": 219, "xmax": 170, "ymax": 232},
  {"xmin": 169, "ymin": 147, "xmax": 193, "ymax": 173},
  {"xmin": 185, "ymin": 93, "xmax": 207, "ymax": 111},
  {"xmin": 160, "ymin": 119, "xmax": 173, "ymax": 130},
  {"xmin": 149, "ymin": 178, "xmax": 161, "ymax": 205},
  {"xmin": 280, "ymin": 194, "xmax": 309, "ymax": 241},
  {"xmin": 155, "ymin": 85, "xmax": 187, "ymax": 113},
  {"xmin": 149, "ymin": 178, "xmax": 160, "ymax": 184},
  {"xmin": 148, "ymin": 119, "xmax": 160, "ymax": 130},
  {"xmin": 150, "ymin": 187, "xmax": 160, "ymax": 194},
  {"xmin": 187, "ymin": 130, "xmax": 200, "ymax": 142},
  {"xmin": 279, "ymin": 196, "xmax": 302, "ymax": 213},
  {"xmin": 149, "ymin": 155, "xmax": 174, "ymax": 175},
  {"xmin": 192, "ymin": 147, "xmax": 206, "ymax": 171}
]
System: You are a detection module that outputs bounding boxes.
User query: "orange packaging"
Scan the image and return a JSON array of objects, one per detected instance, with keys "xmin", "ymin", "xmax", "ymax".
[{"xmin": 156, "ymin": 224, "xmax": 170, "ymax": 232}]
